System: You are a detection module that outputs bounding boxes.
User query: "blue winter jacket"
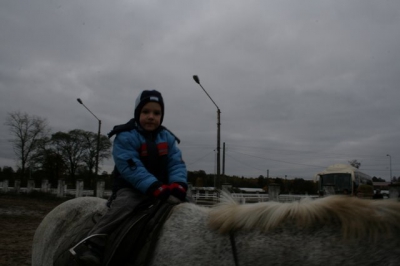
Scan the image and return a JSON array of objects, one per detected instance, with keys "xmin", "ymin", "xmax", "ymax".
[{"xmin": 112, "ymin": 128, "xmax": 187, "ymax": 194}]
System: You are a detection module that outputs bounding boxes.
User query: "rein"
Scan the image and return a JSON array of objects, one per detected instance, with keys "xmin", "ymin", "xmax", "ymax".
[{"xmin": 229, "ymin": 231, "xmax": 239, "ymax": 266}]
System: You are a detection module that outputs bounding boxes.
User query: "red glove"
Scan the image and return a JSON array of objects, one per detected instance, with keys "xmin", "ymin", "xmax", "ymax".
[
  {"xmin": 169, "ymin": 183, "xmax": 187, "ymax": 202},
  {"xmin": 151, "ymin": 184, "xmax": 171, "ymax": 201}
]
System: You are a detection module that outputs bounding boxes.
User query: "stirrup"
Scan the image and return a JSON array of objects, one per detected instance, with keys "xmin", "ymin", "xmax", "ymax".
[{"xmin": 69, "ymin": 234, "xmax": 107, "ymax": 256}]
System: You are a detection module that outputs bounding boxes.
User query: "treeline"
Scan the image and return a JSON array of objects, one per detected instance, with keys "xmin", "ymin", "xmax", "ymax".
[
  {"xmin": 3, "ymin": 165, "xmax": 395, "ymax": 195},
  {"xmin": 0, "ymin": 166, "xmax": 318, "ymax": 194},
  {"xmin": 187, "ymin": 170, "xmax": 319, "ymax": 194},
  {"xmin": 3, "ymin": 112, "xmax": 393, "ymax": 195},
  {"xmin": 4, "ymin": 111, "xmax": 318, "ymax": 194},
  {"xmin": 4, "ymin": 111, "xmax": 112, "ymax": 188}
]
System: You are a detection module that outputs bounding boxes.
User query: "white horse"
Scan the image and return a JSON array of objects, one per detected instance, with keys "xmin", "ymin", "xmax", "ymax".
[{"xmin": 32, "ymin": 194, "xmax": 400, "ymax": 266}]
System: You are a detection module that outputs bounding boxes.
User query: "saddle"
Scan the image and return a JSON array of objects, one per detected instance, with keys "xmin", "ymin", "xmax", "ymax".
[
  {"xmin": 55, "ymin": 198, "xmax": 175, "ymax": 266},
  {"xmin": 102, "ymin": 198, "xmax": 175, "ymax": 266}
]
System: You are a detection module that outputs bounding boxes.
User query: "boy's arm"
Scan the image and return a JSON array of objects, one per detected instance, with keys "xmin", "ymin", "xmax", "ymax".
[
  {"xmin": 166, "ymin": 134, "xmax": 187, "ymax": 185},
  {"xmin": 166, "ymin": 134, "xmax": 188, "ymax": 201}
]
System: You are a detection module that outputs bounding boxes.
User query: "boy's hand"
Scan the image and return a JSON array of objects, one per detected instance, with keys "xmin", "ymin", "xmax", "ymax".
[
  {"xmin": 169, "ymin": 182, "xmax": 187, "ymax": 202},
  {"xmin": 150, "ymin": 184, "xmax": 171, "ymax": 201}
]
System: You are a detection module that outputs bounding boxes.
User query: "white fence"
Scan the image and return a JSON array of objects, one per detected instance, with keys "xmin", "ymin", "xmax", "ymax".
[
  {"xmin": 0, "ymin": 179, "xmax": 319, "ymax": 205},
  {"xmin": 0, "ymin": 179, "xmax": 110, "ymax": 198},
  {"xmin": 192, "ymin": 192, "xmax": 319, "ymax": 205}
]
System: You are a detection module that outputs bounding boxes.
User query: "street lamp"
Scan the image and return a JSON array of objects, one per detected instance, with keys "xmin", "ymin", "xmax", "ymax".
[
  {"xmin": 193, "ymin": 75, "xmax": 221, "ymax": 188},
  {"xmin": 386, "ymin": 154, "xmax": 392, "ymax": 182},
  {"xmin": 77, "ymin": 98, "xmax": 102, "ymax": 180}
]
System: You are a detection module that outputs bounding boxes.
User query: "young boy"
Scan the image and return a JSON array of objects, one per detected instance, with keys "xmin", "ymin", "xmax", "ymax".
[{"xmin": 77, "ymin": 90, "xmax": 188, "ymax": 265}]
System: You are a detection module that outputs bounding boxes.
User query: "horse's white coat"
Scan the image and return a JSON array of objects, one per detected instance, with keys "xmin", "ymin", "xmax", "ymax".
[
  {"xmin": 32, "ymin": 197, "xmax": 107, "ymax": 266},
  {"xmin": 32, "ymin": 194, "xmax": 400, "ymax": 266}
]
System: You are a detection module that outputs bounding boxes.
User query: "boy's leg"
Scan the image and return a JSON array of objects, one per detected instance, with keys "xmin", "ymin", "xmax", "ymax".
[
  {"xmin": 74, "ymin": 188, "xmax": 146, "ymax": 264},
  {"xmin": 87, "ymin": 188, "xmax": 147, "ymax": 243}
]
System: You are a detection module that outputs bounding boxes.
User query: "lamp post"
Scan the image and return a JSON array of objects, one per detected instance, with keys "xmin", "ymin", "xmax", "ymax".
[
  {"xmin": 214, "ymin": 149, "xmax": 217, "ymax": 189},
  {"xmin": 386, "ymin": 154, "xmax": 392, "ymax": 182},
  {"xmin": 77, "ymin": 98, "xmax": 102, "ymax": 186},
  {"xmin": 193, "ymin": 75, "xmax": 221, "ymax": 188}
]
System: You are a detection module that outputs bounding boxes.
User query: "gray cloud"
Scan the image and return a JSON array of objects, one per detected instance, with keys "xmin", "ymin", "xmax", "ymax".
[{"xmin": 1, "ymin": 0, "xmax": 399, "ymax": 181}]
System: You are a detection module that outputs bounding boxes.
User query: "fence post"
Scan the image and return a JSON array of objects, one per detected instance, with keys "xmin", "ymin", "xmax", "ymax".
[
  {"xmin": 27, "ymin": 179, "xmax": 35, "ymax": 193},
  {"xmin": 41, "ymin": 180, "xmax": 49, "ymax": 193},
  {"xmin": 57, "ymin": 179, "xmax": 65, "ymax": 198},
  {"xmin": 2, "ymin": 179, "xmax": 9, "ymax": 193},
  {"xmin": 186, "ymin": 183, "xmax": 193, "ymax": 200},
  {"xmin": 96, "ymin": 180, "xmax": 105, "ymax": 198},
  {"xmin": 268, "ymin": 183, "xmax": 280, "ymax": 201},
  {"xmin": 76, "ymin": 180, "xmax": 84, "ymax": 198},
  {"xmin": 389, "ymin": 183, "xmax": 400, "ymax": 199},
  {"xmin": 221, "ymin": 183, "xmax": 232, "ymax": 192},
  {"xmin": 14, "ymin": 179, "xmax": 21, "ymax": 194}
]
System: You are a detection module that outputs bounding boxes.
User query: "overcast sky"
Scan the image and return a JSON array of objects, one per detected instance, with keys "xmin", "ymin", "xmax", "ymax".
[{"xmin": 1, "ymin": 0, "xmax": 399, "ymax": 181}]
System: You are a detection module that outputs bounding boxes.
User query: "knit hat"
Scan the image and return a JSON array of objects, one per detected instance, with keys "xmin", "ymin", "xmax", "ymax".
[{"xmin": 134, "ymin": 90, "xmax": 165, "ymax": 126}]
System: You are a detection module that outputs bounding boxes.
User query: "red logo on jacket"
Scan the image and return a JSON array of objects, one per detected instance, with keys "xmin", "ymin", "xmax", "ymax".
[{"xmin": 139, "ymin": 142, "xmax": 168, "ymax": 156}]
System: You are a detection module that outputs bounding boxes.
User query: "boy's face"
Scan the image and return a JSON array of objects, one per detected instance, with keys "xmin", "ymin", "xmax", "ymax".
[{"xmin": 139, "ymin": 102, "xmax": 162, "ymax": 131}]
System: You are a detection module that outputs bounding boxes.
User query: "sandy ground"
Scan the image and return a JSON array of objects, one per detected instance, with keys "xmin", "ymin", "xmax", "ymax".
[{"xmin": 0, "ymin": 194, "xmax": 68, "ymax": 266}]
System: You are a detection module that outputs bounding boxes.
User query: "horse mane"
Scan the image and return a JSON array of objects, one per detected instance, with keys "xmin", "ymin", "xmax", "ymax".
[{"xmin": 208, "ymin": 192, "xmax": 400, "ymax": 238}]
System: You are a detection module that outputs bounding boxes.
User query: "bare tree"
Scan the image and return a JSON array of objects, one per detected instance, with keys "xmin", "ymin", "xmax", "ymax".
[
  {"xmin": 348, "ymin": 159, "xmax": 361, "ymax": 169},
  {"xmin": 51, "ymin": 129, "xmax": 86, "ymax": 181},
  {"xmin": 5, "ymin": 111, "xmax": 50, "ymax": 181},
  {"xmin": 29, "ymin": 136, "xmax": 68, "ymax": 185},
  {"xmin": 51, "ymin": 129, "xmax": 111, "ymax": 185},
  {"xmin": 80, "ymin": 131, "xmax": 112, "ymax": 174}
]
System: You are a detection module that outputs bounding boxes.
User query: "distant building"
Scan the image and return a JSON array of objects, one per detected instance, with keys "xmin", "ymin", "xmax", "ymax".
[{"xmin": 373, "ymin": 182, "xmax": 391, "ymax": 190}]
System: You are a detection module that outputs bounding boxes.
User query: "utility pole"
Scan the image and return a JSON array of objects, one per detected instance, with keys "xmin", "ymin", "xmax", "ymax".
[
  {"xmin": 222, "ymin": 142, "xmax": 226, "ymax": 183},
  {"xmin": 387, "ymin": 154, "xmax": 392, "ymax": 182}
]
